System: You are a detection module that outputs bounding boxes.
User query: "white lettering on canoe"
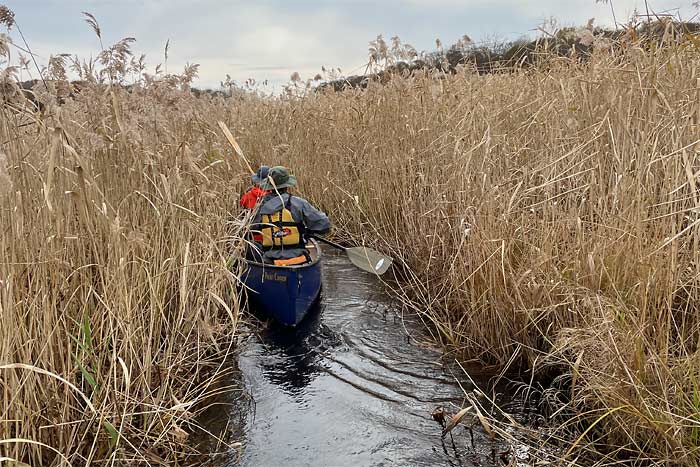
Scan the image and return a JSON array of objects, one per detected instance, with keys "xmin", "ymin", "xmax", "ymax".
[{"xmin": 263, "ymin": 272, "xmax": 288, "ymax": 282}]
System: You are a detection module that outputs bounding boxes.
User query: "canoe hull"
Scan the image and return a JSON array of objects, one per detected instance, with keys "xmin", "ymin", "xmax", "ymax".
[{"xmin": 243, "ymin": 241, "xmax": 322, "ymax": 326}]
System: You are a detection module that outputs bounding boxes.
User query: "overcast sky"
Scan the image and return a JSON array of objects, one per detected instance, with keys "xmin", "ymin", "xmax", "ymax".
[{"xmin": 3, "ymin": 0, "xmax": 698, "ymax": 90}]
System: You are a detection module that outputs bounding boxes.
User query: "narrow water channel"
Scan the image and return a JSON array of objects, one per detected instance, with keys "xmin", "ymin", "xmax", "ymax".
[{"xmin": 208, "ymin": 247, "xmax": 526, "ymax": 466}]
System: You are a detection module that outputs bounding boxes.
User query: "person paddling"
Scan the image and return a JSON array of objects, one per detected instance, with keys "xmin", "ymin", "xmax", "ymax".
[
  {"xmin": 239, "ymin": 165, "xmax": 271, "ymax": 209},
  {"xmin": 250, "ymin": 166, "xmax": 330, "ymax": 265}
]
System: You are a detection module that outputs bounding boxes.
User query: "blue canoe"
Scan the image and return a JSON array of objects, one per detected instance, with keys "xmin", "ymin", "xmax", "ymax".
[{"xmin": 242, "ymin": 239, "xmax": 322, "ymax": 326}]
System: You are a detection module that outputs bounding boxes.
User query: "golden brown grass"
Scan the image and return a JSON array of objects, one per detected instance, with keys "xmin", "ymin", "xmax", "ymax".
[
  {"xmin": 0, "ymin": 78, "xmax": 249, "ymax": 463},
  {"xmin": 3, "ymin": 8, "xmax": 700, "ymax": 464},
  {"xmin": 222, "ymin": 29, "xmax": 700, "ymax": 464}
]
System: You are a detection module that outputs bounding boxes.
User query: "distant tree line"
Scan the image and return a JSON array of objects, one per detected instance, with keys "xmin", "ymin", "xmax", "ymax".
[
  {"xmin": 317, "ymin": 20, "xmax": 700, "ymax": 92},
  {"xmin": 4, "ymin": 19, "xmax": 700, "ymax": 106}
]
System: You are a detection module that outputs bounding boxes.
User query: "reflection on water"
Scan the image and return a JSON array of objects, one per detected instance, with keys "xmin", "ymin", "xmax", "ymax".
[
  {"xmin": 257, "ymin": 307, "xmax": 343, "ymax": 397},
  {"xmin": 218, "ymin": 248, "xmax": 518, "ymax": 467}
]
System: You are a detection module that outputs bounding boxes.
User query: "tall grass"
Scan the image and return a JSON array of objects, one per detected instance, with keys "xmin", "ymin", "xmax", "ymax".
[
  {"xmin": 221, "ymin": 27, "xmax": 700, "ymax": 463},
  {"xmin": 3, "ymin": 7, "xmax": 700, "ymax": 463},
  {"xmin": 0, "ymin": 64, "xmax": 249, "ymax": 465}
]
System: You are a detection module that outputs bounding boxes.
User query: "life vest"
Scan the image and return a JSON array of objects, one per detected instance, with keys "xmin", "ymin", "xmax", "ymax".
[{"xmin": 259, "ymin": 194, "xmax": 305, "ymax": 250}]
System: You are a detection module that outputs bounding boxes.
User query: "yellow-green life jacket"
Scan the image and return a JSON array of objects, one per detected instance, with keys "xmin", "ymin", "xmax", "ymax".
[{"xmin": 260, "ymin": 194, "xmax": 305, "ymax": 250}]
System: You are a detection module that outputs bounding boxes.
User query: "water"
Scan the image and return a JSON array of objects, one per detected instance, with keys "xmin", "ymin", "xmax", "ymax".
[{"xmin": 205, "ymin": 247, "xmax": 524, "ymax": 466}]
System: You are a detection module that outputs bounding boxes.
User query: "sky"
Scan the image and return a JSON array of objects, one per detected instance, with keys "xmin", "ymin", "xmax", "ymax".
[{"xmin": 2, "ymin": 0, "xmax": 698, "ymax": 90}]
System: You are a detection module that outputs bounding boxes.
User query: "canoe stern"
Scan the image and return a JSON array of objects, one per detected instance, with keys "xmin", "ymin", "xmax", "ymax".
[{"xmin": 243, "ymin": 243, "xmax": 323, "ymax": 326}]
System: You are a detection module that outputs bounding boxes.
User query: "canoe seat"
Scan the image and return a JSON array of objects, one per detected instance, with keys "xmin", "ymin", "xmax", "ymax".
[{"xmin": 273, "ymin": 255, "xmax": 308, "ymax": 266}]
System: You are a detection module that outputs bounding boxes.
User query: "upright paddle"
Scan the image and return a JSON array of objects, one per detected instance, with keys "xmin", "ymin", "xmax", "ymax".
[
  {"xmin": 310, "ymin": 234, "xmax": 393, "ymax": 276},
  {"xmin": 217, "ymin": 121, "xmax": 255, "ymax": 174}
]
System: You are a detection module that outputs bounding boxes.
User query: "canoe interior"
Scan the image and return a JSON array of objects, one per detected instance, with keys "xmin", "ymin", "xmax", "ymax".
[{"xmin": 243, "ymin": 240, "xmax": 322, "ymax": 326}]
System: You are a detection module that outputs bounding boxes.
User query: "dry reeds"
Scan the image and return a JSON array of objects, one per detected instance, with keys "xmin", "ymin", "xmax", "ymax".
[
  {"xmin": 222, "ymin": 26, "xmax": 700, "ymax": 464},
  {"xmin": 3, "ymin": 7, "xmax": 700, "ymax": 464},
  {"xmin": 0, "ymin": 35, "xmax": 250, "ymax": 466}
]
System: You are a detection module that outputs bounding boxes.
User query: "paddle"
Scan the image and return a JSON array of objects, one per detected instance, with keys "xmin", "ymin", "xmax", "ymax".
[
  {"xmin": 310, "ymin": 234, "xmax": 393, "ymax": 276},
  {"xmin": 217, "ymin": 121, "xmax": 255, "ymax": 174}
]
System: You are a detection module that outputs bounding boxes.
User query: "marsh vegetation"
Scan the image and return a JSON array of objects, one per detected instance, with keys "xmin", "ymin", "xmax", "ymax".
[{"xmin": 2, "ymin": 4, "xmax": 700, "ymax": 465}]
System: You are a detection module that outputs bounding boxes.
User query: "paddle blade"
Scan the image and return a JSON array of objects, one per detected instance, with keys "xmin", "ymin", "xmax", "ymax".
[{"xmin": 346, "ymin": 247, "xmax": 393, "ymax": 275}]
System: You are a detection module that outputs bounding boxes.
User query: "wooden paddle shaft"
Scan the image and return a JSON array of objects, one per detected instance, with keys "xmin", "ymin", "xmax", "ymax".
[{"xmin": 217, "ymin": 121, "xmax": 256, "ymax": 175}]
